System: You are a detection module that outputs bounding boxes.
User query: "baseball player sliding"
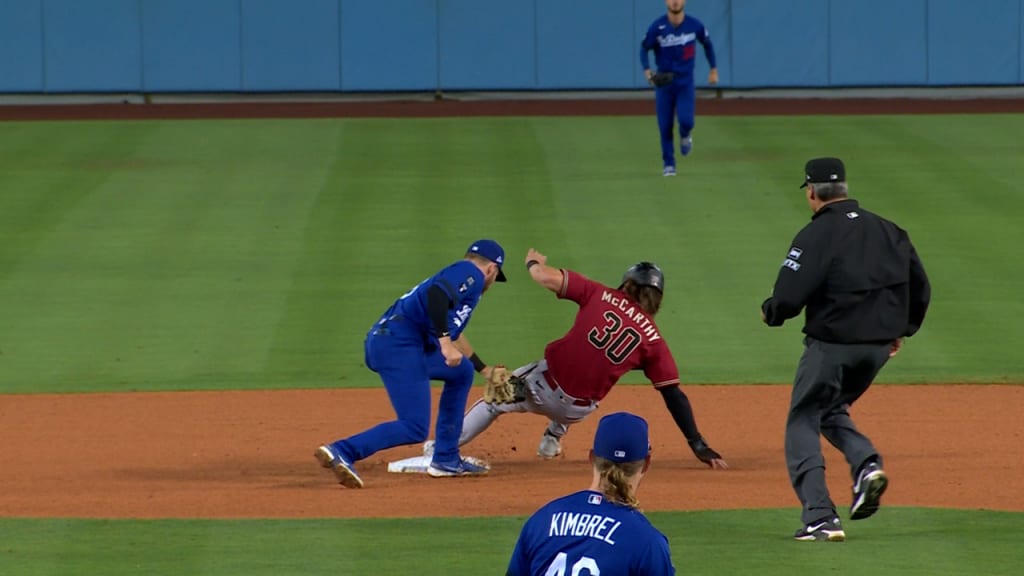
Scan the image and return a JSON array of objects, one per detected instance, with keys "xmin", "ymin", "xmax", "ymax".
[{"xmin": 428, "ymin": 248, "xmax": 727, "ymax": 469}]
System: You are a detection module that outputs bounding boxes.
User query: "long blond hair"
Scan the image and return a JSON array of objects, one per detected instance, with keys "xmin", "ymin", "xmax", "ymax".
[
  {"xmin": 621, "ymin": 280, "xmax": 662, "ymax": 315},
  {"xmin": 593, "ymin": 456, "xmax": 646, "ymax": 509}
]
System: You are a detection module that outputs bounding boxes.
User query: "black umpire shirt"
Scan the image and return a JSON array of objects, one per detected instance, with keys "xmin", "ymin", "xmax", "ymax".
[{"xmin": 761, "ymin": 198, "xmax": 931, "ymax": 344}]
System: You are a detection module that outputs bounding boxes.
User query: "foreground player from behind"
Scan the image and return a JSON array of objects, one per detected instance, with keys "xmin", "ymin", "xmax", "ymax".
[
  {"xmin": 507, "ymin": 412, "xmax": 675, "ymax": 576},
  {"xmin": 432, "ymin": 248, "xmax": 726, "ymax": 468}
]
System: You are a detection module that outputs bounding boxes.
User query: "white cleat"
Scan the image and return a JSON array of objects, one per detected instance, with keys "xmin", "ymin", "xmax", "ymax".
[{"xmin": 538, "ymin": 433, "xmax": 562, "ymax": 459}]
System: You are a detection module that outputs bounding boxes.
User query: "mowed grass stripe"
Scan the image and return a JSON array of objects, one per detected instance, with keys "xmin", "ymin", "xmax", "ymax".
[
  {"xmin": 0, "ymin": 508, "xmax": 1020, "ymax": 575},
  {"xmin": 1, "ymin": 115, "xmax": 1022, "ymax": 393}
]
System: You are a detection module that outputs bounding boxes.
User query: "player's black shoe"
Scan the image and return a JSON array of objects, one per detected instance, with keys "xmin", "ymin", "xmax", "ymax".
[
  {"xmin": 794, "ymin": 517, "xmax": 845, "ymax": 542},
  {"xmin": 850, "ymin": 461, "xmax": 889, "ymax": 520}
]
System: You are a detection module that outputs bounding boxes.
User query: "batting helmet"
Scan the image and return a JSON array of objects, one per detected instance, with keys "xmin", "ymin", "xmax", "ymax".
[{"xmin": 619, "ymin": 262, "xmax": 665, "ymax": 293}]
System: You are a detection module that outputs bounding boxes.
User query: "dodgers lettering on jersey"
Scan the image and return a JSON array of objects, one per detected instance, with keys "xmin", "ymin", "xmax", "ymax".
[
  {"xmin": 507, "ymin": 491, "xmax": 675, "ymax": 576},
  {"xmin": 373, "ymin": 261, "xmax": 484, "ymax": 343},
  {"xmin": 543, "ymin": 270, "xmax": 681, "ymax": 402},
  {"xmin": 640, "ymin": 14, "xmax": 716, "ymax": 80}
]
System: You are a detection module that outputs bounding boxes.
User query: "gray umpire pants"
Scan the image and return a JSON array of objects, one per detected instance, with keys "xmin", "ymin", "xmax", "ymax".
[{"xmin": 786, "ymin": 336, "xmax": 892, "ymax": 524}]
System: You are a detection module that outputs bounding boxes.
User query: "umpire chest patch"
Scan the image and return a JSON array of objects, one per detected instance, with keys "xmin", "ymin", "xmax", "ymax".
[{"xmin": 788, "ymin": 247, "xmax": 803, "ymax": 260}]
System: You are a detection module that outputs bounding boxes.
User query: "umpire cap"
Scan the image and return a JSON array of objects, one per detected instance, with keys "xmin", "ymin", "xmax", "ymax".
[
  {"xmin": 620, "ymin": 262, "xmax": 665, "ymax": 293},
  {"xmin": 800, "ymin": 157, "xmax": 846, "ymax": 188}
]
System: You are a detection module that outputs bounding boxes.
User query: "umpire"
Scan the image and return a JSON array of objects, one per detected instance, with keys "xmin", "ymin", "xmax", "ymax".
[{"xmin": 760, "ymin": 157, "xmax": 931, "ymax": 542}]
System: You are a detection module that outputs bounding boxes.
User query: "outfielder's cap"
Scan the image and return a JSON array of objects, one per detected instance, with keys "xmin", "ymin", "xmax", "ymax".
[
  {"xmin": 468, "ymin": 239, "xmax": 507, "ymax": 282},
  {"xmin": 800, "ymin": 157, "xmax": 846, "ymax": 188},
  {"xmin": 593, "ymin": 412, "xmax": 650, "ymax": 463}
]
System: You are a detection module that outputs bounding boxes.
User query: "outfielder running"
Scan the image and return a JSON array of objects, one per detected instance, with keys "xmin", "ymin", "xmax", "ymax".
[
  {"xmin": 431, "ymin": 248, "xmax": 727, "ymax": 469},
  {"xmin": 641, "ymin": 0, "xmax": 718, "ymax": 176}
]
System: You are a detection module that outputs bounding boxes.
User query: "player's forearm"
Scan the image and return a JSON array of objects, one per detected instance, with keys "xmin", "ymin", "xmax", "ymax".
[
  {"xmin": 452, "ymin": 336, "xmax": 472, "ymax": 356},
  {"xmin": 639, "ymin": 45, "xmax": 651, "ymax": 70},
  {"xmin": 527, "ymin": 261, "xmax": 564, "ymax": 293},
  {"xmin": 700, "ymin": 36, "xmax": 717, "ymax": 69},
  {"xmin": 659, "ymin": 385, "xmax": 701, "ymax": 441},
  {"xmin": 453, "ymin": 334, "xmax": 488, "ymax": 373}
]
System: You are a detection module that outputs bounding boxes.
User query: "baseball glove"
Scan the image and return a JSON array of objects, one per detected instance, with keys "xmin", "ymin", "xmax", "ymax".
[
  {"xmin": 482, "ymin": 365, "xmax": 526, "ymax": 404},
  {"xmin": 650, "ymin": 72, "xmax": 675, "ymax": 87},
  {"xmin": 688, "ymin": 437, "xmax": 724, "ymax": 467}
]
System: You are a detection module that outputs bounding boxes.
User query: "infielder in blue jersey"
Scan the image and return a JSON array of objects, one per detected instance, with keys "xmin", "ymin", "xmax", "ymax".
[
  {"xmin": 315, "ymin": 240, "xmax": 507, "ymax": 487},
  {"xmin": 641, "ymin": 0, "xmax": 718, "ymax": 176},
  {"xmin": 507, "ymin": 412, "xmax": 675, "ymax": 576}
]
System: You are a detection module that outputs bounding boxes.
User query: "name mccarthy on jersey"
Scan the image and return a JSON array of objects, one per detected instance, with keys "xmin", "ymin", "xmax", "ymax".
[
  {"xmin": 600, "ymin": 291, "xmax": 661, "ymax": 342},
  {"xmin": 548, "ymin": 512, "xmax": 622, "ymax": 545}
]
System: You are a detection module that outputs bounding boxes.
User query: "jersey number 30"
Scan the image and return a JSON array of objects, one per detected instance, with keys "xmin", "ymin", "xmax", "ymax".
[
  {"xmin": 588, "ymin": 311, "xmax": 642, "ymax": 364},
  {"xmin": 546, "ymin": 552, "xmax": 600, "ymax": 576}
]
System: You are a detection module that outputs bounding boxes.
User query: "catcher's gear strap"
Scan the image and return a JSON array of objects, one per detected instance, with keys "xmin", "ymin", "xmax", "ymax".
[{"xmin": 659, "ymin": 384, "xmax": 700, "ymax": 440}]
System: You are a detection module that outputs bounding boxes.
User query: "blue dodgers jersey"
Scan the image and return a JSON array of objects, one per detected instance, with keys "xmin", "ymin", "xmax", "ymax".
[
  {"xmin": 375, "ymin": 260, "xmax": 485, "ymax": 342},
  {"xmin": 507, "ymin": 491, "xmax": 675, "ymax": 576},
  {"xmin": 640, "ymin": 14, "xmax": 716, "ymax": 79}
]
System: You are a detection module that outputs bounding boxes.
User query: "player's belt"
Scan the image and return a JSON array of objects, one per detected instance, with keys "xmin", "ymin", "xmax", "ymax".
[{"xmin": 541, "ymin": 371, "xmax": 591, "ymax": 407}]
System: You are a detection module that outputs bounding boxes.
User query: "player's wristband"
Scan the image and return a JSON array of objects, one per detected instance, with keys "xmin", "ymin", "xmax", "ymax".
[
  {"xmin": 469, "ymin": 352, "xmax": 486, "ymax": 373},
  {"xmin": 526, "ymin": 260, "xmax": 540, "ymax": 270}
]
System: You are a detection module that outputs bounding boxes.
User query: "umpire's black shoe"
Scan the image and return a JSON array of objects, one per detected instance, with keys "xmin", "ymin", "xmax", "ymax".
[
  {"xmin": 794, "ymin": 517, "xmax": 846, "ymax": 542},
  {"xmin": 850, "ymin": 461, "xmax": 889, "ymax": 520}
]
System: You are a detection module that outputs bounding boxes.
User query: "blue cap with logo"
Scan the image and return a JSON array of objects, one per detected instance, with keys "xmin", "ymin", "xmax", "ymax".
[
  {"xmin": 593, "ymin": 412, "xmax": 650, "ymax": 463},
  {"xmin": 467, "ymin": 239, "xmax": 507, "ymax": 282}
]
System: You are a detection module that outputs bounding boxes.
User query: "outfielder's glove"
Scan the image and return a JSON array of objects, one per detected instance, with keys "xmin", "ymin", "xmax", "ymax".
[
  {"xmin": 650, "ymin": 72, "xmax": 675, "ymax": 87},
  {"xmin": 482, "ymin": 365, "xmax": 526, "ymax": 404},
  {"xmin": 688, "ymin": 437, "xmax": 724, "ymax": 467}
]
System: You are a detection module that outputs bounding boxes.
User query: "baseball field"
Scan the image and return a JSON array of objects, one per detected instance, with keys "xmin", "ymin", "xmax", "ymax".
[{"xmin": 1, "ymin": 96, "xmax": 1022, "ymax": 574}]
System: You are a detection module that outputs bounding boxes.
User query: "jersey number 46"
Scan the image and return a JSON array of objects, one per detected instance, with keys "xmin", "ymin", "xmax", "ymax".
[
  {"xmin": 587, "ymin": 311, "xmax": 642, "ymax": 364},
  {"xmin": 546, "ymin": 552, "xmax": 600, "ymax": 576}
]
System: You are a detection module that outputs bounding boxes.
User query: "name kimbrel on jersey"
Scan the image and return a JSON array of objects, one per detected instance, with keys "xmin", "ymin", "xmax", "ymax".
[
  {"xmin": 548, "ymin": 512, "xmax": 622, "ymax": 545},
  {"xmin": 600, "ymin": 291, "xmax": 661, "ymax": 342}
]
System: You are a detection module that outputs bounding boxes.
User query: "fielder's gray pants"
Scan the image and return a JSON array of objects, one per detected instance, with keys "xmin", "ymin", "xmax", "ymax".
[{"xmin": 786, "ymin": 337, "xmax": 891, "ymax": 524}]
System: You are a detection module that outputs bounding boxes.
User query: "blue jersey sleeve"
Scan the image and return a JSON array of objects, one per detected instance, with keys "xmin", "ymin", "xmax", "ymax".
[
  {"xmin": 640, "ymin": 22, "xmax": 658, "ymax": 70},
  {"xmin": 435, "ymin": 262, "xmax": 483, "ymax": 307},
  {"xmin": 505, "ymin": 530, "xmax": 530, "ymax": 576},
  {"xmin": 634, "ymin": 533, "xmax": 675, "ymax": 576},
  {"xmin": 434, "ymin": 262, "xmax": 485, "ymax": 339},
  {"xmin": 698, "ymin": 23, "xmax": 717, "ymax": 69}
]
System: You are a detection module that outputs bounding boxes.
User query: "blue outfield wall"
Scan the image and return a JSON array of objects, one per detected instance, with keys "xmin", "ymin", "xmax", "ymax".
[{"xmin": 0, "ymin": 0, "xmax": 1021, "ymax": 93}]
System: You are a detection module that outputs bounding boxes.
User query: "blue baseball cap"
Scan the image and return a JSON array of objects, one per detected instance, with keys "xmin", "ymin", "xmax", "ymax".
[
  {"xmin": 593, "ymin": 412, "xmax": 650, "ymax": 463},
  {"xmin": 467, "ymin": 239, "xmax": 507, "ymax": 282}
]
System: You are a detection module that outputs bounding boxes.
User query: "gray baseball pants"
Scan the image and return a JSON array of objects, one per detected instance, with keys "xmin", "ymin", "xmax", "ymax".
[{"xmin": 786, "ymin": 337, "xmax": 892, "ymax": 524}]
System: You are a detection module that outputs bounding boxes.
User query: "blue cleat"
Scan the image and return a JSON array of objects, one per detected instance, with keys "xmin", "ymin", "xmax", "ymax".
[
  {"xmin": 680, "ymin": 136, "xmax": 693, "ymax": 156},
  {"xmin": 427, "ymin": 457, "xmax": 490, "ymax": 478},
  {"xmin": 315, "ymin": 445, "xmax": 364, "ymax": 489}
]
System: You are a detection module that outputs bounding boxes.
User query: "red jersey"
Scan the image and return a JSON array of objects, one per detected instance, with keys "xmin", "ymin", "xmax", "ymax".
[{"xmin": 543, "ymin": 269, "xmax": 680, "ymax": 401}]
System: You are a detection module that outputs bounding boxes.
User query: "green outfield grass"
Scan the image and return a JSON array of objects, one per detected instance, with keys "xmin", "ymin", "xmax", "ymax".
[
  {"xmin": 1, "ymin": 508, "xmax": 1020, "ymax": 575},
  {"xmin": 1, "ymin": 114, "xmax": 1022, "ymax": 394}
]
